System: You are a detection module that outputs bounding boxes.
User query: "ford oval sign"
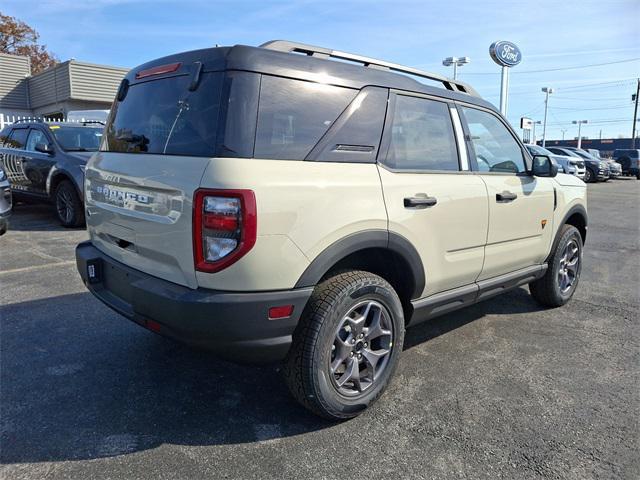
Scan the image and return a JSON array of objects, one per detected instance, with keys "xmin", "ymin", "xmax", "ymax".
[{"xmin": 490, "ymin": 41, "xmax": 522, "ymax": 67}]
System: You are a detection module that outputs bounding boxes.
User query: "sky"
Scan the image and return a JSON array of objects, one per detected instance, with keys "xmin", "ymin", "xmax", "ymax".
[{"xmin": 2, "ymin": 0, "xmax": 639, "ymax": 140}]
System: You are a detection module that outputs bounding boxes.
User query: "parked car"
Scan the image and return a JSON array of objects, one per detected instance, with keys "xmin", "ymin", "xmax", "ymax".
[
  {"xmin": 547, "ymin": 146, "xmax": 608, "ymax": 183},
  {"xmin": 612, "ymin": 149, "xmax": 640, "ymax": 179},
  {"xmin": 526, "ymin": 144, "xmax": 585, "ymax": 180},
  {"xmin": 586, "ymin": 148, "xmax": 601, "ymax": 158},
  {"xmin": 75, "ymin": 40, "xmax": 588, "ymax": 419},
  {"xmin": 564, "ymin": 147, "xmax": 617, "ymax": 182},
  {"xmin": 0, "ymin": 164, "xmax": 11, "ymax": 235},
  {"xmin": 0, "ymin": 120, "xmax": 104, "ymax": 227},
  {"xmin": 605, "ymin": 159, "xmax": 622, "ymax": 179}
]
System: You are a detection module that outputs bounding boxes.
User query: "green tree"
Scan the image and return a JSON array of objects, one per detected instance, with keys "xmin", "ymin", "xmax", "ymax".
[{"xmin": 0, "ymin": 13, "xmax": 58, "ymax": 74}]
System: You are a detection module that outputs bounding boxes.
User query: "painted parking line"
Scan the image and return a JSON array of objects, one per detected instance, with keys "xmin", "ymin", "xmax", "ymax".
[{"xmin": 0, "ymin": 260, "xmax": 76, "ymax": 276}]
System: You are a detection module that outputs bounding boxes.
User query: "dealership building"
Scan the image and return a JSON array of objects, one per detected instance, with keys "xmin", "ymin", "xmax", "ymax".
[{"xmin": 0, "ymin": 52, "xmax": 127, "ymax": 125}]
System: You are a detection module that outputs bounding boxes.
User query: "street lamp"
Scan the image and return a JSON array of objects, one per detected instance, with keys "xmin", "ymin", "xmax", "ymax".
[
  {"xmin": 572, "ymin": 120, "xmax": 588, "ymax": 149},
  {"xmin": 442, "ymin": 56, "xmax": 470, "ymax": 80},
  {"xmin": 561, "ymin": 129, "xmax": 567, "ymax": 141},
  {"xmin": 541, "ymin": 87, "xmax": 554, "ymax": 147},
  {"xmin": 531, "ymin": 120, "xmax": 542, "ymax": 144}
]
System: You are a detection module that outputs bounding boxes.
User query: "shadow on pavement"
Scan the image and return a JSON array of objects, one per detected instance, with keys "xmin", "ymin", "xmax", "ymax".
[{"xmin": 1, "ymin": 284, "xmax": 544, "ymax": 464}]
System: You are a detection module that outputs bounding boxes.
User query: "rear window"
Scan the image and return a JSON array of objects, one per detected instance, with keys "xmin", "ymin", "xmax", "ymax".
[
  {"xmin": 255, "ymin": 76, "xmax": 357, "ymax": 160},
  {"xmin": 102, "ymin": 72, "xmax": 223, "ymax": 157}
]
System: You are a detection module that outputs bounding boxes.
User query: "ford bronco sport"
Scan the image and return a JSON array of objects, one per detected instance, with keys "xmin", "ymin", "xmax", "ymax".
[{"xmin": 75, "ymin": 41, "xmax": 588, "ymax": 419}]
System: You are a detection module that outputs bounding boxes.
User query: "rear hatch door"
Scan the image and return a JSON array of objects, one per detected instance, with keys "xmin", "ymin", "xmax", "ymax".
[{"xmin": 85, "ymin": 61, "xmax": 225, "ymax": 289}]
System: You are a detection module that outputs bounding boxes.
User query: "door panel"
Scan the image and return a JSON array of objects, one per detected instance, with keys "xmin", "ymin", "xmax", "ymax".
[
  {"xmin": 379, "ymin": 168, "xmax": 488, "ymax": 297},
  {"xmin": 458, "ymin": 104, "xmax": 555, "ymax": 279},
  {"xmin": 378, "ymin": 93, "xmax": 488, "ymax": 298},
  {"xmin": 479, "ymin": 175, "xmax": 555, "ymax": 279},
  {"xmin": 23, "ymin": 128, "xmax": 56, "ymax": 195}
]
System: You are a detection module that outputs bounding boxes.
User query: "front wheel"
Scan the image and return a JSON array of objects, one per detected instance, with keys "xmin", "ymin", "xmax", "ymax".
[
  {"xmin": 54, "ymin": 180, "xmax": 85, "ymax": 228},
  {"xmin": 284, "ymin": 271, "xmax": 404, "ymax": 420},
  {"xmin": 529, "ymin": 224, "xmax": 583, "ymax": 307},
  {"xmin": 583, "ymin": 168, "xmax": 594, "ymax": 183}
]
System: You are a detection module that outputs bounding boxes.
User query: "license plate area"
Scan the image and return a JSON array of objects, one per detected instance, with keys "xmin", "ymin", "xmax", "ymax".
[{"xmin": 86, "ymin": 259, "xmax": 103, "ymax": 284}]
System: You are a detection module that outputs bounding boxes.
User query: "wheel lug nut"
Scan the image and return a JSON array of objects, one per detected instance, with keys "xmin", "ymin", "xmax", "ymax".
[
  {"xmin": 351, "ymin": 338, "xmax": 356, "ymax": 344},
  {"xmin": 349, "ymin": 352, "xmax": 354, "ymax": 357},
  {"xmin": 364, "ymin": 342, "xmax": 368, "ymax": 348},
  {"xmin": 357, "ymin": 353, "xmax": 362, "ymax": 359}
]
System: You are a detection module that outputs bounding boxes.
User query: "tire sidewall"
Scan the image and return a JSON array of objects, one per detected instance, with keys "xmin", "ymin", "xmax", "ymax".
[
  {"xmin": 55, "ymin": 181, "xmax": 81, "ymax": 227},
  {"xmin": 311, "ymin": 279, "xmax": 404, "ymax": 417},
  {"xmin": 550, "ymin": 227, "xmax": 583, "ymax": 304},
  {"xmin": 584, "ymin": 168, "xmax": 593, "ymax": 183}
]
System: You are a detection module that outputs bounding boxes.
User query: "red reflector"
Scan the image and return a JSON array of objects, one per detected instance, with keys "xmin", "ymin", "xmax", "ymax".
[
  {"xmin": 268, "ymin": 305, "xmax": 294, "ymax": 320},
  {"xmin": 146, "ymin": 319, "xmax": 162, "ymax": 332},
  {"xmin": 203, "ymin": 213, "xmax": 238, "ymax": 231},
  {"xmin": 135, "ymin": 62, "xmax": 181, "ymax": 79}
]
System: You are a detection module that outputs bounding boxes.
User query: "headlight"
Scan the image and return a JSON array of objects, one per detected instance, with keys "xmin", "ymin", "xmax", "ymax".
[
  {"xmin": 599, "ymin": 161, "xmax": 607, "ymax": 168},
  {"xmin": 0, "ymin": 167, "xmax": 6, "ymax": 182}
]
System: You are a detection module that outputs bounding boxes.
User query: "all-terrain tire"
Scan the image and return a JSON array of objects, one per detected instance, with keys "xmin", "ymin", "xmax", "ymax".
[
  {"xmin": 283, "ymin": 270, "xmax": 404, "ymax": 420},
  {"xmin": 529, "ymin": 224, "xmax": 583, "ymax": 307}
]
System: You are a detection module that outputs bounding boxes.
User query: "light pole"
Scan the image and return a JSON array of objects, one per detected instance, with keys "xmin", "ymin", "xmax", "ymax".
[
  {"xmin": 442, "ymin": 56, "xmax": 470, "ymax": 80},
  {"xmin": 561, "ymin": 129, "xmax": 567, "ymax": 140},
  {"xmin": 531, "ymin": 120, "xmax": 542, "ymax": 144},
  {"xmin": 572, "ymin": 120, "xmax": 588, "ymax": 149},
  {"xmin": 541, "ymin": 87, "xmax": 554, "ymax": 147}
]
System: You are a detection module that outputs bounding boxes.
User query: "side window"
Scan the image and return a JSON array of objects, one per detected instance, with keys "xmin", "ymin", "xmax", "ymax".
[
  {"xmin": 461, "ymin": 106, "xmax": 526, "ymax": 173},
  {"xmin": 255, "ymin": 76, "xmax": 357, "ymax": 160},
  {"xmin": 384, "ymin": 95, "xmax": 459, "ymax": 171},
  {"xmin": 8, "ymin": 128, "xmax": 29, "ymax": 149},
  {"xmin": 25, "ymin": 129, "xmax": 47, "ymax": 152}
]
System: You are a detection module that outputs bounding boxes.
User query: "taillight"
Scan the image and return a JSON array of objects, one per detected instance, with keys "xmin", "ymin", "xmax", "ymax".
[{"xmin": 193, "ymin": 189, "xmax": 257, "ymax": 273}]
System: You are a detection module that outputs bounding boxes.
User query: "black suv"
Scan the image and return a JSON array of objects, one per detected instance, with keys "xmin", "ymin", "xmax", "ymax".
[
  {"xmin": 612, "ymin": 149, "xmax": 640, "ymax": 179},
  {"xmin": 0, "ymin": 120, "xmax": 104, "ymax": 226}
]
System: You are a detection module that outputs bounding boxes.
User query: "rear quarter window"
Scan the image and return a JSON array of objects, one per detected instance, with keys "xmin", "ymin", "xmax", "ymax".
[{"xmin": 254, "ymin": 76, "xmax": 357, "ymax": 160}]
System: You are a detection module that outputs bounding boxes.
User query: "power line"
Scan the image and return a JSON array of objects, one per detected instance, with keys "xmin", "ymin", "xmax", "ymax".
[{"xmin": 461, "ymin": 58, "xmax": 640, "ymax": 75}]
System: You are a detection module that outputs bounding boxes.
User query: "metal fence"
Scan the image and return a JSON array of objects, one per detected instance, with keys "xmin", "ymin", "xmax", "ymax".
[{"xmin": 0, "ymin": 113, "xmax": 104, "ymax": 130}]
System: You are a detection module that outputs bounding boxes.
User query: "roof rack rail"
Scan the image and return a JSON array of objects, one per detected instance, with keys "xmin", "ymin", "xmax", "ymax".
[
  {"xmin": 260, "ymin": 40, "xmax": 479, "ymax": 97},
  {"xmin": 12, "ymin": 118, "xmax": 44, "ymax": 125}
]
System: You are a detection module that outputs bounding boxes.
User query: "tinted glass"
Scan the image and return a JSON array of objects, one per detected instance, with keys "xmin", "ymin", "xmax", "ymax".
[
  {"xmin": 50, "ymin": 125, "xmax": 102, "ymax": 151},
  {"xmin": 8, "ymin": 128, "xmax": 29, "ymax": 149},
  {"xmin": 255, "ymin": 76, "xmax": 357, "ymax": 160},
  {"xmin": 103, "ymin": 72, "xmax": 223, "ymax": 157},
  {"xmin": 385, "ymin": 95, "xmax": 458, "ymax": 171},
  {"xmin": 462, "ymin": 107, "xmax": 525, "ymax": 173},
  {"xmin": 527, "ymin": 144, "xmax": 552, "ymax": 156},
  {"xmin": 25, "ymin": 129, "xmax": 47, "ymax": 151}
]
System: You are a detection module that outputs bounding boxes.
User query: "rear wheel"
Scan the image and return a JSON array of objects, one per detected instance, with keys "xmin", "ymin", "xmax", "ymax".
[
  {"xmin": 284, "ymin": 271, "xmax": 404, "ymax": 420},
  {"xmin": 529, "ymin": 224, "xmax": 583, "ymax": 307},
  {"xmin": 54, "ymin": 180, "xmax": 85, "ymax": 228}
]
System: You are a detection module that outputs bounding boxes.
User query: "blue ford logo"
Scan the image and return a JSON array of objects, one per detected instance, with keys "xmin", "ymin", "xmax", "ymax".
[{"xmin": 489, "ymin": 41, "xmax": 522, "ymax": 67}]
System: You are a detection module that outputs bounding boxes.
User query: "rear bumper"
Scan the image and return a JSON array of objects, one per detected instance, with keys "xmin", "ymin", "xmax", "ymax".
[{"xmin": 76, "ymin": 241, "xmax": 313, "ymax": 364}]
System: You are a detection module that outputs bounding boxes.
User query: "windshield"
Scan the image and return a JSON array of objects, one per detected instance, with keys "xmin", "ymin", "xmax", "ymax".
[
  {"xmin": 102, "ymin": 73, "xmax": 222, "ymax": 157},
  {"xmin": 572, "ymin": 150, "xmax": 593, "ymax": 159},
  {"xmin": 49, "ymin": 125, "xmax": 103, "ymax": 151}
]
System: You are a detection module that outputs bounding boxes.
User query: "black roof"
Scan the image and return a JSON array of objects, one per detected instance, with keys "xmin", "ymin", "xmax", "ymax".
[{"xmin": 125, "ymin": 42, "xmax": 496, "ymax": 111}]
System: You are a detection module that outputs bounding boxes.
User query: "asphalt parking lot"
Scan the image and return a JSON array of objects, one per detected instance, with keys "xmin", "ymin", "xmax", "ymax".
[{"xmin": 1, "ymin": 179, "xmax": 638, "ymax": 480}]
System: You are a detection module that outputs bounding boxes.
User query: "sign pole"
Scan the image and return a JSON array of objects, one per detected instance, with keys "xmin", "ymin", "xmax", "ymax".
[
  {"xmin": 499, "ymin": 66, "xmax": 509, "ymax": 116},
  {"xmin": 490, "ymin": 41, "xmax": 521, "ymax": 117}
]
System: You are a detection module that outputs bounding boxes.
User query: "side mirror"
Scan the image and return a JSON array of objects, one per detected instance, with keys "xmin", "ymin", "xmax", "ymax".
[
  {"xmin": 532, "ymin": 155, "xmax": 558, "ymax": 177},
  {"xmin": 35, "ymin": 143, "xmax": 54, "ymax": 154}
]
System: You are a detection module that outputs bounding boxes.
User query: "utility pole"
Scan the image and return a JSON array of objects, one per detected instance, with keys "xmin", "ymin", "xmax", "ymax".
[
  {"xmin": 541, "ymin": 87, "xmax": 554, "ymax": 147},
  {"xmin": 632, "ymin": 78, "xmax": 639, "ymax": 149},
  {"xmin": 573, "ymin": 120, "xmax": 588, "ymax": 149}
]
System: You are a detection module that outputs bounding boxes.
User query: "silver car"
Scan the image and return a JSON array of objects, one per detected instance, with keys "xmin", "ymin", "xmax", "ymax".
[
  {"xmin": 526, "ymin": 145, "xmax": 586, "ymax": 180},
  {"xmin": 0, "ymin": 164, "xmax": 11, "ymax": 235}
]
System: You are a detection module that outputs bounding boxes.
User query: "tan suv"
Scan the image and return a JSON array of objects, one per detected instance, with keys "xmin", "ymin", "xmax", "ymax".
[{"xmin": 75, "ymin": 41, "xmax": 588, "ymax": 419}]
